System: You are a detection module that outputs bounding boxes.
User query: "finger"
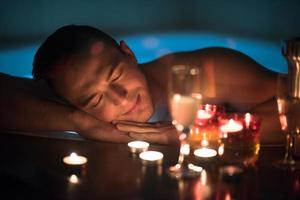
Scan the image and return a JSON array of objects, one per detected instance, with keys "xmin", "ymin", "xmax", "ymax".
[
  {"xmin": 113, "ymin": 120, "xmax": 155, "ymax": 127},
  {"xmin": 116, "ymin": 123, "xmax": 162, "ymax": 133},
  {"xmin": 112, "ymin": 120, "xmax": 147, "ymax": 125},
  {"xmin": 115, "ymin": 120, "xmax": 173, "ymax": 128}
]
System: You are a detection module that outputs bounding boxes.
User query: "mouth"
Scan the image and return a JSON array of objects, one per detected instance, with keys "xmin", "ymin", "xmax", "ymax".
[{"xmin": 123, "ymin": 94, "xmax": 141, "ymax": 115}]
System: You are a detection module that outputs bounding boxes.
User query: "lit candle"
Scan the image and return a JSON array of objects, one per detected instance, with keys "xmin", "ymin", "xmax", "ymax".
[
  {"xmin": 63, "ymin": 152, "xmax": 88, "ymax": 165},
  {"xmin": 194, "ymin": 147, "xmax": 217, "ymax": 158},
  {"xmin": 197, "ymin": 109, "xmax": 213, "ymax": 120},
  {"xmin": 245, "ymin": 113, "xmax": 251, "ymax": 128},
  {"xmin": 220, "ymin": 119, "xmax": 243, "ymax": 133},
  {"xmin": 139, "ymin": 151, "xmax": 163, "ymax": 165},
  {"xmin": 128, "ymin": 141, "xmax": 149, "ymax": 153}
]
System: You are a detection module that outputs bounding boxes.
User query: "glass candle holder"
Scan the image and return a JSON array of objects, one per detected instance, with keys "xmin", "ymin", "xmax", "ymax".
[
  {"xmin": 190, "ymin": 105, "xmax": 225, "ymax": 163},
  {"xmin": 190, "ymin": 104, "xmax": 225, "ymax": 149},
  {"xmin": 218, "ymin": 113, "xmax": 261, "ymax": 167}
]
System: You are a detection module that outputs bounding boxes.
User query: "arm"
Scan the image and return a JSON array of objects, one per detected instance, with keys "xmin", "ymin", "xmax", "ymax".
[{"xmin": 0, "ymin": 73, "xmax": 131, "ymax": 143}]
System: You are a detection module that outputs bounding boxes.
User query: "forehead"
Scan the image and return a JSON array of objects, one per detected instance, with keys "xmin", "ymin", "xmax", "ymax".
[{"xmin": 53, "ymin": 43, "xmax": 122, "ymax": 102}]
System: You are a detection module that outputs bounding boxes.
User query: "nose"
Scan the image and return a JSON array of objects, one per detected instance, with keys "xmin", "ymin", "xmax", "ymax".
[{"xmin": 105, "ymin": 84, "xmax": 128, "ymax": 106}]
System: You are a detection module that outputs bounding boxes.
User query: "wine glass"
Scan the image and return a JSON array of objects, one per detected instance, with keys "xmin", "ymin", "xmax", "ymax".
[
  {"xmin": 274, "ymin": 73, "xmax": 300, "ymax": 170},
  {"xmin": 168, "ymin": 65, "xmax": 203, "ymax": 178}
]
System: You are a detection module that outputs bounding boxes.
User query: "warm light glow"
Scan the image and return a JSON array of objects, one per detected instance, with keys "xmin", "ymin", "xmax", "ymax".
[
  {"xmin": 191, "ymin": 93, "xmax": 202, "ymax": 100},
  {"xmin": 180, "ymin": 143, "xmax": 190, "ymax": 155},
  {"xmin": 220, "ymin": 119, "xmax": 243, "ymax": 133},
  {"xmin": 200, "ymin": 170, "xmax": 207, "ymax": 185},
  {"xmin": 279, "ymin": 115, "xmax": 288, "ymax": 131},
  {"xmin": 69, "ymin": 174, "xmax": 79, "ymax": 184},
  {"xmin": 173, "ymin": 93, "xmax": 182, "ymax": 102},
  {"xmin": 63, "ymin": 152, "xmax": 87, "ymax": 165},
  {"xmin": 225, "ymin": 192, "xmax": 232, "ymax": 200},
  {"xmin": 194, "ymin": 148, "xmax": 217, "ymax": 158},
  {"xmin": 201, "ymin": 139, "xmax": 209, "ymax": 147},
  {"xmin": 188, "ymin": 164, "xmax": 203, "ymax": 172},
  {"xmin": 197, "ymin": 109, "xmax": 213, "ymax": 120},
  {"xmin": 127, "ymin": 141, "xmax": 149, "ymax": 153},
  {"xmin": 139, "ymin": 151, "xmax": 163, "ymax": 162},
  {"xmin": 245, "ymin": 113, "xmax": 251, "ymax": 128},
  {"xmin": 218, "ymin": 144, "xmax": 224, "ymax": 155},
  {"xmin": 221, "ymin": 165, "xmax": 243, "ymax": 176}
]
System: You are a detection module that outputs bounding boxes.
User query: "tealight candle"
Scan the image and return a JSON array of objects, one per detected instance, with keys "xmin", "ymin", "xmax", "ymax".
[
  {"xmin": 194, "ymin": 147, "xmax": 218, "ymax": 158},
  {"xmin": 139, "ymin": 151, "xmax": 163, "ymax": 165},
  {"xmin": 220, "ymin": 119, "xmax": 243, "ymax": 133},
  {"xmin": 63, "ymin": 152, "xmax": 88, "ymax": 165},
  {"xmin": 197, "ymin": 109, "xmax": 213, "ymax": 120},
  {"xmin": 128, "ymin": 141, "xmax": 150, "ymax": 153}
]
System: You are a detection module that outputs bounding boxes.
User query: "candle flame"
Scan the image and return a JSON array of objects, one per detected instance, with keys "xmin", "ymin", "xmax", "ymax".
[
  {"xmin": 245, "ymin": 113, "xmax": 251, "ymax": 128},
  {"xmin": 69, "ymin": 174, "xmax": 79, "ymax": 184},
  {"xmin": 70, "ymin": 152, "xmax": 78, "ymax": 158}
]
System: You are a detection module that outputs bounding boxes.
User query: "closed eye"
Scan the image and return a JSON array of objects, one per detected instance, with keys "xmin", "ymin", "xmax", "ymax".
[
  {"xmin": 111, "ymin": 67, "xmax": 123, "ymax": 82},
  {"xmin": 89, "ymin": 93, "xmax": 103, "ymax": 108}
]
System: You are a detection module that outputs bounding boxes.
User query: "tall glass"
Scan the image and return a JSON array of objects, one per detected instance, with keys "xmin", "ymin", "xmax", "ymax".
[
  {"xmin": 168, "ymin": 65, "xmax": 202, "ymax": 178},
  {"xmin": 275, "ymin": 73, "xmax": 300, "ymax": 170}
]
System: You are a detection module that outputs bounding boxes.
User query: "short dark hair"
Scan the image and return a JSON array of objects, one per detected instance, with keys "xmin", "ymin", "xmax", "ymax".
[{"xmin": 32, "ymin": 25, "xmax": 119, "ymax": 79}]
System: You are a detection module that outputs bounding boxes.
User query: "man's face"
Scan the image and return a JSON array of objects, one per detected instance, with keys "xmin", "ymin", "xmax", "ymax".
[{"xmin": 51, "ymin": 42, "xmax": 154, "ymax": 122}]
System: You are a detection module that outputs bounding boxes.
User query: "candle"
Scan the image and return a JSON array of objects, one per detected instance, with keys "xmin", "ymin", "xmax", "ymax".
[
  {"xmin": 197, "ymin": 109, "xmax": 213, "ymax": 120},
  {"xmin": 220, "ymin": 119, "xmax": 243, "ymax": 133},
  {"xmin": 128, "ymin": 141, "xmax": 149, "ymax": 153},
  {"xmin": 139, "ymin": 151, "xmax": 163, "ymax": 165},
  {"xmin": 194, "ymin": 147, "xmax": 217, "ymax": 158},
  {"xmin": 63, "ymin": 152, "xmax": 88, "ymax": 165}
]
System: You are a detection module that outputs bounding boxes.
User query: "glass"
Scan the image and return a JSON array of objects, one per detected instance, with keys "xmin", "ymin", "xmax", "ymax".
[
  {"xmin": 218, "ymin": 113, "xmax": 261, "ymax": 168},
  {"xmin": 274, "ymin": 73, "xmax": 300, "ymax": 170},
  {"xmin": 168, "ymin": 65, "xmax": 202, "ymax": 178},
  {"xmin": 190, "ymin": 104, "xmax": 225, "ymax": 158}
]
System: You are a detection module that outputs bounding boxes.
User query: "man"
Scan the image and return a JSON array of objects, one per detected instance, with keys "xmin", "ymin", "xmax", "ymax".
[{"xmin": 0, "ymin": 25, "xmax": 284, "ymax": 145}]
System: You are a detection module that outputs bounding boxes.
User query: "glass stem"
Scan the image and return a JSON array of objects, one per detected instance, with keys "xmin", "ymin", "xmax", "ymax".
[
  {"xmin": 178, "ymin": 132, "xmax": 190, "ymax": 166},
  {"xmin": 284, "ymin": 133, "xmax": 295, "ymax": 164}
]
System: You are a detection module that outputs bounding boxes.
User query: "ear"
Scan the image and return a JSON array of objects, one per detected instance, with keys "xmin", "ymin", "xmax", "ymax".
[{"xmin": 119, "ymin": 40, "xmax": 137, "ymax": 63}]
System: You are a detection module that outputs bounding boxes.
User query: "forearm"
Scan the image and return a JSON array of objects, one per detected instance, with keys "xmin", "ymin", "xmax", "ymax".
[
  {"xmin": 0, "ymin": 74, "xmax": 79, "ymax": 132},
  {"xmin": 0, "ymin": 74, "xmax": 132, "ymax": 143}
]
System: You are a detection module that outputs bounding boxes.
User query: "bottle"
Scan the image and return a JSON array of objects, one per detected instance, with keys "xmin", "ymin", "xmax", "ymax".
[{"xmin": 282, "ymin": 38, "xmax": 300, "ymax": 98}]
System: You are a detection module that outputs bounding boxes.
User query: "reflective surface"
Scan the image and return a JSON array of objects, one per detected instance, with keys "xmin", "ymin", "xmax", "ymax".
[{"xmin": 0, "ymin": 132, "xmax": 299, "ymax": 199}]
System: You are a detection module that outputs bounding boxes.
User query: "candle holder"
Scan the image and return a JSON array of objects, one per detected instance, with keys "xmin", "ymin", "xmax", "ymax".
[
  {"xmin": 63, "ymin": 152, "xmax": 88, "ymax": 175},
  {"xmin": 139, "ymin": 151, "xmax": 164, "ymax": 165},
  {"xmin": 128, "ymin": 141, "xmax": 150, "ymax": 154},
  {"xmin": 189, "ymin": 104, "xmax": 225, "ymax": 149},
  {"xmin": 189, "ymin": 105, "xmax": 224, "ymax": 165},
  {"xmin": 218, "ymin": 113, "xmax": 261, "ymax": 168}
]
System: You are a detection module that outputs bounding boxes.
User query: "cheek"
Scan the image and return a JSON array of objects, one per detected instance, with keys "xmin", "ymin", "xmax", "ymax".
[
  {"xmin": 84, "ymin": 104, "xmax": 119, "ymax": 122},
  {"xmin": 99, "ymin": 104, "xmax": 119, "ymax": 122},
  {"xmin": 122, "ymin": 69, "xmax": 147, "ymax": 88}
]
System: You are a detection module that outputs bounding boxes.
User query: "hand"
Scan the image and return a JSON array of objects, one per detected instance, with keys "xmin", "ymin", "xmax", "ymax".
[
  {"xmin": 76, "ymin": 111, "xmax": 132, "ymax": 143},
  {"xmin": 114, "ymin": 121, "xmax": 179, "ymax": 145}
]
